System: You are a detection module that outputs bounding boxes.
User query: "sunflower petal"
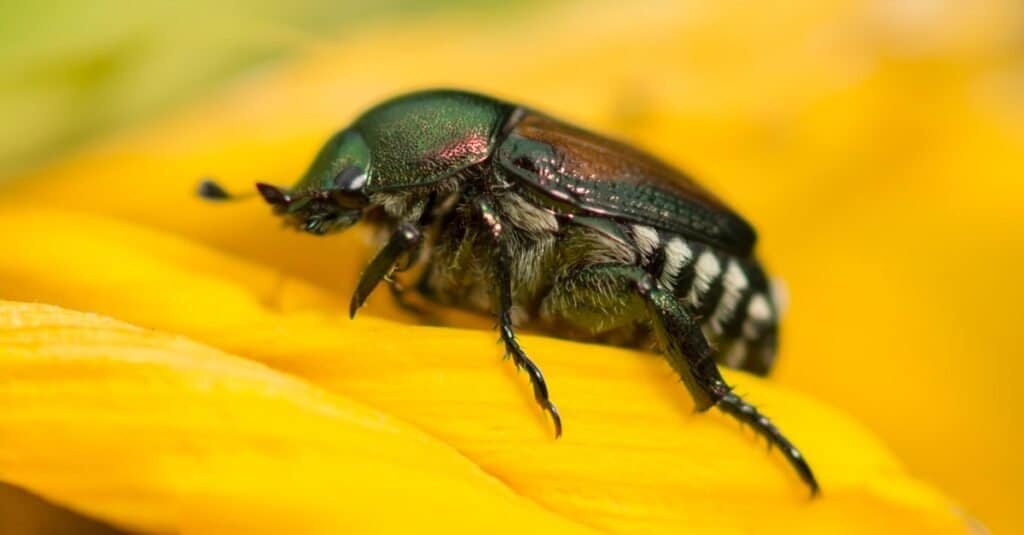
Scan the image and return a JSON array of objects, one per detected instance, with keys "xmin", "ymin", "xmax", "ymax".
[
  {"xmin": 0, "ymin": 209, "xmax": 968, "ymax": 533},
  {"xmin": 0, "ymin": 301, "xmax": 597, "ymax": 534}
]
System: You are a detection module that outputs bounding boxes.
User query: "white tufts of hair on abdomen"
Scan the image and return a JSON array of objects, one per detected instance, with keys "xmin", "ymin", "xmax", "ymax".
[
  {"xmin": 630, "ymin": 224, "xmax": 660, "ymax": 258},
  {"xmin": 742, "ymin": 293, "xmax": 773, "ymax": 340},
  {"xmin": 710, "ymin": 260, "xmax": 749, "ymax": 335},
  {"xmin": 687, "ymin": 251, "xmax": 722, "ymax": 307},
  {"xmin": 659, "ymin": 237, "xmax": 692, "ymax": 290}
]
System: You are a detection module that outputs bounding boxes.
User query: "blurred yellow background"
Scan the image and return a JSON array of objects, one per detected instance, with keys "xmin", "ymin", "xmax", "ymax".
[{"xmin": 1, "ymin": 0, "xmax": 1021, "ymax": 532}]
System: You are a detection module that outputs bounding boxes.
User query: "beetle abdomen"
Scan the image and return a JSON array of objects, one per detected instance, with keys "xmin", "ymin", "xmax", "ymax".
[
  {"xmin": 411, "ymin": 186, "xmax": 780, "ymax": 376},
  {"xmin": 628, "ymin": 224, "xmax": 780, "ymax": 375}
]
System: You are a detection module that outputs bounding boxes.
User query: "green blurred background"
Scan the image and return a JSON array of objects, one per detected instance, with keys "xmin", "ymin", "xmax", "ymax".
[{"xmin": 0, "ymin": 0, "xmax": 522, "ymax": 179}]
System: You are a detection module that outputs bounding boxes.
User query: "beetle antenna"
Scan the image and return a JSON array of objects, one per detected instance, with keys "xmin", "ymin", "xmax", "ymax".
[{"xmin": 196, "ymin": 178, "xmax": 256, "ymax": 201}]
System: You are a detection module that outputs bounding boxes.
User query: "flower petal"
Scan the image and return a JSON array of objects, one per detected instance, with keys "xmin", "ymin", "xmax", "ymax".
[
  {"xmin": 3, "ymin": 2, "xmax": 1019, "ymax": 528},
  {"xmin": 0, "ymin": 301, "xmax": 597, "ymax": 534},
  {"xmin": 0, "ymin": 209, "xmax": 968, "ymax": 533}
]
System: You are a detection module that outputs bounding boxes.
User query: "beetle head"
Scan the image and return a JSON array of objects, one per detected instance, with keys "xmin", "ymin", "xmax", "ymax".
[{"xmin": 260, "ymin": 129, "xmax": 371, "ymax": 235}]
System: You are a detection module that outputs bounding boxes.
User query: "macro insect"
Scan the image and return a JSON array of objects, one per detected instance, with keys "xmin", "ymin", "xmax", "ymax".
[{"xmin": 199, "ymin": 89, "xmax": 818, "ymax": 494}]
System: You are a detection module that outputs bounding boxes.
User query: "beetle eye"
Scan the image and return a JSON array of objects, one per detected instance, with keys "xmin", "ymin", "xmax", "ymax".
[{"xmin": 332, "ymin": 165, "xmax": 367, "ymax": 192}]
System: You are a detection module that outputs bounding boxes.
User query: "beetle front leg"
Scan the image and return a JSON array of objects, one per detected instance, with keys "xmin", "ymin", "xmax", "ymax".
[
  {"xmin": 475, "ymin": 197, "xmax": 562, "ymax": 437},
  {"xmin": 349, "ymin": 222, "xmax": 422, "ymax": 318}
]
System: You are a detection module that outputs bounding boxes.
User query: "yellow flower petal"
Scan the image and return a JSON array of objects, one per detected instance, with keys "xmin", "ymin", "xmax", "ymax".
[
  {"xmin": 0, "ymin": 301, "xmax": 596, "ymax": 534},
  {"xmin": 0, "ymin": 209, "xmax": 967, "ymax": 533},
  {"xmin": 2, "ymin": 1, "xmax": 1018, "ymax": 529}
]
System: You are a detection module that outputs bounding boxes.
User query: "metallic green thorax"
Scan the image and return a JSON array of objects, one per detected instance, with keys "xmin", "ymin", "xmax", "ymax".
[
  {"xmin": 355, "ymin": 90, "xmax": 512, "ymax": 191},
  {"xmin": 293, "ymin": 90, "xmax": 513, "ymax": 195}
]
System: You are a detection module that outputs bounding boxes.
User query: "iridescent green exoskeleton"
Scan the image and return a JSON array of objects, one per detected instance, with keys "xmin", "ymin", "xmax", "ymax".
[{"xmin": 199, "ymin": 89, "xmax": 818, "ymax": 495}]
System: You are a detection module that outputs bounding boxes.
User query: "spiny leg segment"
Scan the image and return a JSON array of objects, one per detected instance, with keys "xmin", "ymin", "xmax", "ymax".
[
  {"xmin": 715, "ymin": 392, "xmax": 817, "ymax": 494},
  {"xmin": 349, "ymin": 222, "xmax": 422, "ymax": 318},
  {"xmin": 544, "ymin": 262, "xmax": 818, "ymax": 494},
  {"xmin": 476, "ymin": 196, "xmax": 563, "ymax": 437},
  {"xmin": 638, "ymin": 269, "xmax": 818, "ymax": 494}
]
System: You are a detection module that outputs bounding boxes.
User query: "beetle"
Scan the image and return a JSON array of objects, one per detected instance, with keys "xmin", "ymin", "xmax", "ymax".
[{"xmin": 199, "ymin": 89, "xmax": 818, "ymax": 494}]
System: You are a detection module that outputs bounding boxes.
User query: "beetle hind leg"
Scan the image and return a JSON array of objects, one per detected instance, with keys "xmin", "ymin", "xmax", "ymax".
[
  {"xmin": 637, "ymin": 272, "xmax": 819, "ymax": 495},
  {"xmin": 542, "ymin": 263, "xmax": 818, "ymax": 494},
  {"xmin": 716, "ymin": 391, "xmax": 819, "ymax": 495}
]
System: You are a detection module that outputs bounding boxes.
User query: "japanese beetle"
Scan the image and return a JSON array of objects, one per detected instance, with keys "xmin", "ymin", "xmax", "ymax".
[{"xmin": 200, "ymin": 89, "xmax": 818, "ymax": 495}]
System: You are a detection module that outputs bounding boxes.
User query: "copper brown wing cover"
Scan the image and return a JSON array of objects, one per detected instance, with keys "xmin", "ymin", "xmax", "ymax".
[{"xmin": 496, "ymin": 110, "xmax": 757, "ymax": 256}]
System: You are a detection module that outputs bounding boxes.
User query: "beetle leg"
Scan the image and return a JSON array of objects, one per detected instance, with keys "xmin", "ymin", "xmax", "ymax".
[
  {"xmin": 385, "ymin": 276, "xmax": 438, "ymax": 323},
  {"xmin": 633, "ymin": 271, "xmax": 819, "ymax": 495},
  {"xmin": 475, "ymin": 197, "xmax": 562, "ymax": 437},
  {"xmin": 496, "ymin": 258, "xmax": 563, "ymax": 437},
  {"xmin": 542, "ymin": 262, "xmax": 817, "ymax": 494},
  {"xmin": 349, "ymin": 222, "xmax": 422, "ymax": 318},
  {"xmin": 635, "ymin": 272, "xmax": 730, "ymax": 410},
  {"xmin": 715, "ymin": 392, "xmax": 818, "ymax": 495}
]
